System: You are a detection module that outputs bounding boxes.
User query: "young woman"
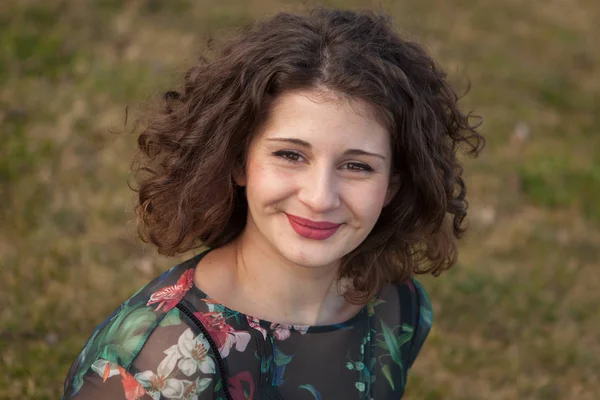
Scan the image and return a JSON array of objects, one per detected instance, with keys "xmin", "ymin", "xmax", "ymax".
[{"xmin": 63, "ymin": 8, "xmax": 483, "ymax": 400}]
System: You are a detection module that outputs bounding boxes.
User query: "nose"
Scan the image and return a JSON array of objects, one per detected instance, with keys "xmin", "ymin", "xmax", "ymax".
[{"xmin": 297, "ymin": 166, "xmax": 341, "ymax": 213}]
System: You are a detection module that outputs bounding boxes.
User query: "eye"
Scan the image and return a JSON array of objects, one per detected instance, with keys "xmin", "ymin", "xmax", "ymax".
[
  {"xmin": 273, "ymin": 150, "xmax": 304, "ymax": 163},
  {"xmin": 342, "ymin": 162, "xmax": 374, "ymax": 172}
]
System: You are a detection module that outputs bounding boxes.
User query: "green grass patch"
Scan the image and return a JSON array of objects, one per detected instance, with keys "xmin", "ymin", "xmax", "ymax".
[{"xmin": 519, "ymin": 155, "xmax": 600, "ymax": 222}]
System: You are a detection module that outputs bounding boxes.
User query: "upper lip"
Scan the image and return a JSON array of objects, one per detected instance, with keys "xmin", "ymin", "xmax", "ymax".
[{"xmin": 286, "ymin": 214, "xmax": 341, "ymax": 229}]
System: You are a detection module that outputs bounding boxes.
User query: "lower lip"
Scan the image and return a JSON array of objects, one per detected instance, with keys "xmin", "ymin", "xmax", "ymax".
[{"xmin": 286, "ymin": 215, "xmax": 341, "ymax": 240}]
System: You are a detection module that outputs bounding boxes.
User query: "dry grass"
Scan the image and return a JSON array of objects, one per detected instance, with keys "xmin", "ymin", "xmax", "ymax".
[{"xmin": 1, "ymin": 0, "xmax": 599, "ymax": 399}]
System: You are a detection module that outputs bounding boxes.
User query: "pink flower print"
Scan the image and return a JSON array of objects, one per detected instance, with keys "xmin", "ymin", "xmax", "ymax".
[
  {"xmin": 270, "ymin": 323, "xmax": 292, "ymax": 341},
  {"xmin": 194, "ymin": 311, "xmax": 251, "ymax": 358},
  {"xmin": 247, "ymin": 316, "xmax": 267, "ymax": 340},
  {"xmin": 147, "ymin": 269, "xmax": 194, "ymax": 312}
]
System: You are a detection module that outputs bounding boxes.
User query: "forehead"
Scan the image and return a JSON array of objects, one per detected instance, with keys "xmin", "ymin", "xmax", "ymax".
[{"xmin": 257, "ymin": 89, "xmax": 390, "ymax": 150}]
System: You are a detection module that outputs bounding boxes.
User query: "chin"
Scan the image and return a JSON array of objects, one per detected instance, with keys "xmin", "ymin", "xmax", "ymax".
[
  {"xmin": 277, "ymin": 241, "xmax": 349, "ymax": 269},
  {"xmin": 287, "ymin": 253, "xmax": 341, "ymax": 269}
]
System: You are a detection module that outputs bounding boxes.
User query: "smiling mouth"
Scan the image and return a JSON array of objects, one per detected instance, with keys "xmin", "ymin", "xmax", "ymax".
[{"xmin": 285, "ymin": 214, "xmax": 341, "ymax": 240}]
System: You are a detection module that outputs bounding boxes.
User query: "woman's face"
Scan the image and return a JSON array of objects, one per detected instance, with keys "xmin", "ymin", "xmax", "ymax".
[{"xmin": 236, "ymin": 89, "xmax": 397, "ymax": 269}]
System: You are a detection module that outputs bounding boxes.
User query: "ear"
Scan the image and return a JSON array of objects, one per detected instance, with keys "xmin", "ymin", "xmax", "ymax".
[
  {"xmin": 384, "ymin": 174, "xmax": 401, "ymax": 207},
  {"xmin": 232, "ymin": 163, "xmax": 247, "ymax": 187}
]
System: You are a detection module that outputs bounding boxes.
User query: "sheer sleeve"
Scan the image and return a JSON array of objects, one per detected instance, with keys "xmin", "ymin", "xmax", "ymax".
[
  {"xmin": 66, "ymin": 308, "xmax": 222, "ymax": 399},
  {"xmin": 129, "ymin": 310, "xmax": 221, "ymax": 399},
  {"xmin": 407, "ymin": 278, "xmax": 434, "ymax": 369},
  {"xmin": 72, "ymin": 360, "xmax": 153, "ymax": 400}
]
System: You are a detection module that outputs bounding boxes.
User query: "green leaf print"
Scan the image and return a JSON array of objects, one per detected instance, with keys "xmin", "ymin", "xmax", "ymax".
[
  {"xmin": 397, "ymin": 332, "xmax": 413, "ymax": 347},
  {"xmin": 381, "ymin": 320, "xmax": 402, "ymax": 366},
  {"xmin": 378, "ymin": 321, "xmax": 417, "ymax": 391},
  {"xmin": 103, "ymin": 306, "xmax": 155, "ymax": 345},
  {"xmin": 73, "ymin": 305, "xmax": 157, "ymax": 392},
  {"xmin": 299, "ymin": 384, "xmax": 322, "ymax": 400},
  {"xmin": 375, "ymin": 340, "xmax": 388, "ymax": 350},
  {"xmin": 367, "ymin": 298, "xmax": 386, "ymax": 317},
  {"xmin": 381, "ymin": 364, "xmax": 395, "ymax": 391},
  {"xmin": 274, "ymin": 348, "xmax": 294, "ymax": 366},
  {"xmin": 414, "ymin": 279, "xmax": 433, "ymax": 326},
  {"xmin": 421, "ymin": 304, "xmax": 433, "ymax": 326},
  {"xmin": 161, "ymin": 308, "xmax": 183, "ymax": 327}
]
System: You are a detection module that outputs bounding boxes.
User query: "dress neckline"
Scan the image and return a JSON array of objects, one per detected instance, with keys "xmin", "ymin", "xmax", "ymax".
[{"xmin": 188, "ymin": 250, "xmax": 371, "ymax": 334}]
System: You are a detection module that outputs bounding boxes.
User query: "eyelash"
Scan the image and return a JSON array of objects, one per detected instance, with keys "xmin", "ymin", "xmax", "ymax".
[{"xmin": 272, "ymin": 150, "xmax": 374, "ymax": 172}]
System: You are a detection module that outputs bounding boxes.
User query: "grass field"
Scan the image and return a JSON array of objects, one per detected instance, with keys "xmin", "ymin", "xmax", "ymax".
[{"xmin": 1, "ymin": 0, "xmax": 599, "ymax": 399}]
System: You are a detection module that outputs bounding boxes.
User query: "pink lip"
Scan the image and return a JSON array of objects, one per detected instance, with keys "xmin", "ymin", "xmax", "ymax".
[{"xmin": 285, "ymin": 214, "xmax": 341, "ymax": 240}]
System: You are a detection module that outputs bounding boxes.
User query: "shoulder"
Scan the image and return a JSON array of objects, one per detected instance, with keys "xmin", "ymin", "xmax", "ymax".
[
  {"xmin": 372, "ymin": 278, "xmax": 434, "ymax": 359},
  {"xmin": 395, "ymin": 278, "xmax": 434, "ymax": 368},
  {"xmin": 374, "ymin": 278, "xmax": 433, "ymax": 327},
  {"xmin": 368, "ymin": 278, "xmax": 434, "ymax": 394},
  {"xmin": 401, "ymin": 278, "xmax": 433, "ymax": 330},
  {"xmin": 63, "ymin": 253, "xmax": 206, "ymax": 397}
]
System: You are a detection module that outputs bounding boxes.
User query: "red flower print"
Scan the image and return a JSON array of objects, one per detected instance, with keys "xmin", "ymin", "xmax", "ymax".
[
  {"xmin": 229, "ymin": 371, "xmax": 255, "ymax": 400},
  {"xmin": 194, "ymin": 311, "xmax": 251, "ymax": 358},
  {"xmin": 118, "ymin": 366, "xmax": 147, "ymax": 400},
  {"xmin": 147, "ymin": 269, "xmax": 194, "ymax": 312}
]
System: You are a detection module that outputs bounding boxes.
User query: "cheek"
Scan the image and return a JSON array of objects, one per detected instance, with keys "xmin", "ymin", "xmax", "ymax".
[
  {"xmin": 245, "ymin": 160, "xmax": 296, "ymax": 204},
  {"xmin": 346, "ymin": 180, "xmax": 389, "ymax": 219}
]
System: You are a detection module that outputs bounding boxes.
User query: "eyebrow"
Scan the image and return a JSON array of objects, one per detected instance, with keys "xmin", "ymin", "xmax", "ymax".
[{"xmin": 266, "ymin": 137, "xmax": 386, "ymax": 160}]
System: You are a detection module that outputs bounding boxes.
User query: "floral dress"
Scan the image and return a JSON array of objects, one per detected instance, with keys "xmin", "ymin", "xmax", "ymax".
[{"xmin": 62, "ymin": 250, "xmax": 433, "ymax": 400}]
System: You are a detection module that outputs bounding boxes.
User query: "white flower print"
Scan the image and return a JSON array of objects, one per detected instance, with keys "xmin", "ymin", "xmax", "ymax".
[
  {"xmin": 91, "ymin": 359, "xmax": 120, "ymax": 381},
  {"xmin": 293, "ymin": 325, "xmax": 310, "ymax": 335},
  {"xmin": 218, "ymin": 327, "xmax": 251, "ymax": 358},
  {"xmin": 176, "ymin": 328, "xmax": 216, "ymax": 376},
  {"xmin": 181, "ymin": 377, "xmax": 212, "ymax": 400},
  {"xmin": 135, "ymin": 344, "xmax": 187, "ymax": 399}
]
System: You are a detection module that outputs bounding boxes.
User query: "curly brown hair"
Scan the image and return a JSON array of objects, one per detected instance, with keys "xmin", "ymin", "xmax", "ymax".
[{"xmin": 133, "ymin": 8, "xmax": 484, "ymax": 303}]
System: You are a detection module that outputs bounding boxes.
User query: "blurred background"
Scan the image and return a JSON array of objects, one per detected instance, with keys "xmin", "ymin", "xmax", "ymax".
[{"xmin": 1, "ymin": 0, "xmax": 599, "ymax": 399}]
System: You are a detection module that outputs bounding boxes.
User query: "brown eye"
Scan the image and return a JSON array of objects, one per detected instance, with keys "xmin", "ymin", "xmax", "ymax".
[
  {"xmin": 343, "ymin": 162, "xmax": 373, "ymax": 172},
  {"xmin": 273, "ymin": 150, "xmax": 303, "ymax": 162}
]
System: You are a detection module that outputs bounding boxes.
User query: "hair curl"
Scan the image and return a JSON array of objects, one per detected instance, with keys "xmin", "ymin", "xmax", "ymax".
[{"xmin": 133, "ymin": 8, "xmax": 484, "ymax": 304}]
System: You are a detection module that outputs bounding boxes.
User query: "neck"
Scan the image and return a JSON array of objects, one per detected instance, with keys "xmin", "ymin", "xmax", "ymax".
[{"xmin": 230, "ymin": 224, "xmax": 352, "ymax": 326}]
